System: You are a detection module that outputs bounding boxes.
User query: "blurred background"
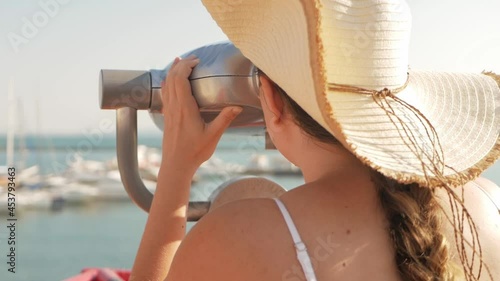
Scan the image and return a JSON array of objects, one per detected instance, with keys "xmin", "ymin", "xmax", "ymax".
[{"xmin": 0, "ymin": 0, "xmax": 499, "ymax": 280}]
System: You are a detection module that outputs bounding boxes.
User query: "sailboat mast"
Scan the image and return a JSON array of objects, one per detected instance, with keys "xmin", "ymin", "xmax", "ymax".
[
  {"xmin": 6, "ymin": 78, "xmax": 16, "ymax": 167},
  {"xmin": 17, "ymin": 98, "xmax": 26, "ymax": 171}
]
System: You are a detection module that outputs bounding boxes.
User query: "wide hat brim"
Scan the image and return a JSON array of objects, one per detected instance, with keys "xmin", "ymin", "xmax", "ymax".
[{"xmin": 202, "ymin": 0, "xmax": 500, "ymax": 187}]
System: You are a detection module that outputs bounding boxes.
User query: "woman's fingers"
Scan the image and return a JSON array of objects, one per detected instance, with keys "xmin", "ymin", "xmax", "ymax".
[
  {"xmin": 171, "ymin": 56, "xmax": 181, "ymax": 67},
  {"xmin": 175, "ymin": 60, "xmax": 200, "ymax": 113},
  {"xmin": 166, "ymin": 56, "xmax": 194, "ymax": 116},
  {"xmin": 166, "ymin": 56, "xmax": 200, "ymax": 117},
  {"xmin": 162, "ymin": 57, "xmax": 181, "ymax": 115},
  {"xmin": 168, "ymin": 55, "xmax": 197, "ymax": 77}
]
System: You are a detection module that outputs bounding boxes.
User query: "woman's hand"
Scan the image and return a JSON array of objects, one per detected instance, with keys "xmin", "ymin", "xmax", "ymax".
[{"xmin": 161, "ymin": 55, "xmax": 242, "ymax": 173}]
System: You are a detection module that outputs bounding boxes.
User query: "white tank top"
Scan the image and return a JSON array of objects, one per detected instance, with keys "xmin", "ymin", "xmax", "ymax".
[{"xmin": 273, "ymin": 198, "xmax": 318, "ymax": 281}]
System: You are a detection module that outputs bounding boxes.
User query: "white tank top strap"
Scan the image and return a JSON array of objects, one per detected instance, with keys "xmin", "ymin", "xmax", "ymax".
[{"xmin": 273, "ymin": 198, "xmax": 318, "ymax": 281}]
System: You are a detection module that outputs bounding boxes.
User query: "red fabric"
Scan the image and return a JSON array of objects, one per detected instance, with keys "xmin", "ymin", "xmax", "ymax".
[
  {"xmin": 63, "ymin": 268, "xmax": 130, "ymax": 281},
  {"xmin": 63, "ymin": 269, "xmax": 98, "ymax": 281},
  {"xmin": 113, "ymin": 269, "xmax": 131, "ymax": 281}
]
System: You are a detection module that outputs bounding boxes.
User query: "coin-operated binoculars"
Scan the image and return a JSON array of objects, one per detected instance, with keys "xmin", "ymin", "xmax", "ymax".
[{"xmin": 99, "ymin": 42, "xmax": 282, "ymax": 219}]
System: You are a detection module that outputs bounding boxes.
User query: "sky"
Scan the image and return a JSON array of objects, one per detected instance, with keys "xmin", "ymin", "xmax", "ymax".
[{"xmin": 1, "ymin": 0, "xmax": 500, "ymax": 135}]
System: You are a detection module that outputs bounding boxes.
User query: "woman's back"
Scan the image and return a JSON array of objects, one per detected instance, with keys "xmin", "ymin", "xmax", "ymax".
[
  {"xmin": 271, "ymin": 176, "xmax": 401, "ymax": 281},
  {"xmin": 171, "ymin": 175, "xmax": 499, "ymax": 281},
  {"xmin": 167, "ymin": 168, "xmax": 402, "ymax": 281}
]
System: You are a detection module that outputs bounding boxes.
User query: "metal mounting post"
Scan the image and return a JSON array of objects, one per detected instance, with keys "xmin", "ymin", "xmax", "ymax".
[{"xmin": 116, "ymin": 106, "xmax": 210, "ymax": 219}]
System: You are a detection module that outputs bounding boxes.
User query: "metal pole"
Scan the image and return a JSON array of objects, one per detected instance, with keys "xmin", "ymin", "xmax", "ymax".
[
  {"xmin": 116, "ymin": 107, "xmax": 210, "ymax": 220},
  {"xmin": 116, "ymin": 107, "xmax": 153, "ymax": 212}
]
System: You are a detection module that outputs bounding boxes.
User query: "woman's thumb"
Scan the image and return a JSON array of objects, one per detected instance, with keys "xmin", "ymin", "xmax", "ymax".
[{"xmin": 208, "ymin": 106, "xmax": 243, "ymax": 136}]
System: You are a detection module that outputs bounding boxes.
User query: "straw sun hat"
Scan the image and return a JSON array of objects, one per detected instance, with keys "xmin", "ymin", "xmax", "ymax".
[{"xmin": 201, "ymin": 0, "xmax": 500, "ymax": 187}]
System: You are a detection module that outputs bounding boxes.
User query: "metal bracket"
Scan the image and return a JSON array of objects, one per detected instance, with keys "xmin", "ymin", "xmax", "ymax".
[{"xmin": 116, "ymin": 107, "xmax": 209, "ymax": 220}]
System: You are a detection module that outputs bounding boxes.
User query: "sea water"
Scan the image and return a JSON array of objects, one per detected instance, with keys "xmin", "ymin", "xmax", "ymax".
[{"xmin": 0, "ymin": 133, "xmax": 498, "ymax": 281}]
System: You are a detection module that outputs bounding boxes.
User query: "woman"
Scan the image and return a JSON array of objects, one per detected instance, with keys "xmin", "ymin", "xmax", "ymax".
[{"xmin": 131, "ymin": 0, "xmax": 500, "ymax": 280}]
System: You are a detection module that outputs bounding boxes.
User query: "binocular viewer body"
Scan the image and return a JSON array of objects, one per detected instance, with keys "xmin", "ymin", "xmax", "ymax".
[
  {"xmin": 99, "ymin": 42, "xmax": 265, "ymax": 136},
  {"xmin": 99, "ymin": 42, "xmax": 274, "ymax": 214}
]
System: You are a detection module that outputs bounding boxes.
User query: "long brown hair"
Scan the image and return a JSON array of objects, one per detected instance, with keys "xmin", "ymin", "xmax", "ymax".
[{"xmin": 258, "ymin": 70, "xmax": 486, "ymax": 280}]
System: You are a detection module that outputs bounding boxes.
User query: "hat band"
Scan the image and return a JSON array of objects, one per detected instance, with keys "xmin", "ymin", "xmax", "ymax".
[
  {"xmin": 327, "ymin": 73, "xmax": 454, "ymax": 186},
  {"xmin": 327, "ymin": 73, "xmax": 410, "ymax": 97}
]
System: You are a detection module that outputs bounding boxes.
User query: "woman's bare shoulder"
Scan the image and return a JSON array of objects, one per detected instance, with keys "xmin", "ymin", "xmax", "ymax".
[
  {"xmin": 436, "ymin": 177, "xmax": 500, "ymax": 280},
  {"xmin": 468, "ymin": 177, "xmax": 500, "ymax": 208},
  {"xmin": 165, "ymin": 198, "xmax": 283, "ymax": 281},
  {"xmin": 437, "ymin": 177, "xmax": 499, "ymax": 216},
  {"xmin": 199, "ymin": 197, "xmax": 281, "ymax": 233}
]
